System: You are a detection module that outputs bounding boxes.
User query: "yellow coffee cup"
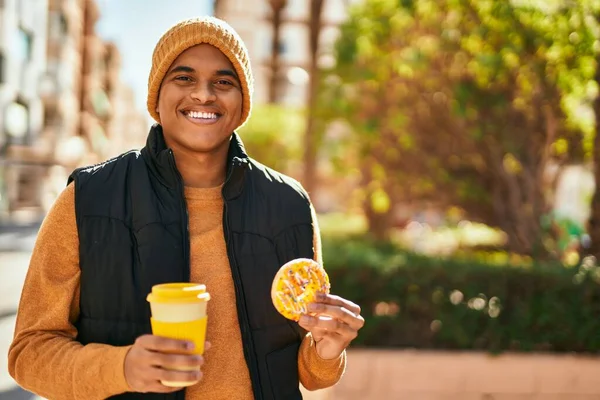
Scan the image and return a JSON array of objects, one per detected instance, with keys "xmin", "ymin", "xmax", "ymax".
[{"xmin": 146, "ymin": 283, "xmax": 211, "ymax": 387}]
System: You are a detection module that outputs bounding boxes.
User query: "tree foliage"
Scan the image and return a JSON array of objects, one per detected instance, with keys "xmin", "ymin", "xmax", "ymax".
[{"xmin": 320, "ymin": 0, "xmax": 599, "ymax": 254}]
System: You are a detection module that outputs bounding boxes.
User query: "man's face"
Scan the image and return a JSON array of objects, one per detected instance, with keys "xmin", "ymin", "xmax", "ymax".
[{"xmin": 156, "ymin": 44, "xmax": 243, "ymax": 155}]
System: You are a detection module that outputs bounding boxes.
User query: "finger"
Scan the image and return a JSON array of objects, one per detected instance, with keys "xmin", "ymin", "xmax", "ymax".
[
  {"xmin": 131, "ymin": 367, "xmax": 183, "ymax": 393},
  {"xmin": 308, "ymin": 303, "xmax": 364, "ymax": 330},
  {"xmin": 307, "ymin": 326, "xmax": 329, "ymax": 341},
  {"xmin": 300, "ymin": 315, "xmax": 358, "ymax": 339},
  {"xmin": 149, "ymin": 352, "xmax": 204, "ymax": 370},
  {"xmin": 204, "ymin": 341, "xmax": 212, "ymax": 351},
  {"xmin": 316, "ymin": 293, "xmax": 361, "ymax": 316},
  {"xmin": 154, "ymin": 367, "xmax": 203, "ymax": 386},
  {"xmin": 298, "ymin": 317, "xmax": 330, "ymax": 337},
  {"xmin": 143, "ymin": 381, "xmax": 183, "ymax": 394},
  {"xmin": 136, "ymin": 334, "xmax": 194, "ymax": 353},
  {"xmin": 298, "ymin": 316, "xmax": 314, "ymax": 332}
]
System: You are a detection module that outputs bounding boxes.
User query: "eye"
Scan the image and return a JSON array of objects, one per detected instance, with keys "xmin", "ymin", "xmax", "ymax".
[
  {"xmin": 216, "ymin": 79, "xmax": 234, "ymax": 86},
  {"xmin": 175, "ymin": 75, "xmax": 193, "ymax": 82}
]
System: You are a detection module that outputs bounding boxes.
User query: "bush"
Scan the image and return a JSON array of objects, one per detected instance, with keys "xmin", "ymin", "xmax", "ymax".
[{"xmin": 322, "ymin": 236, "xmax": 600, "ymax": 354}]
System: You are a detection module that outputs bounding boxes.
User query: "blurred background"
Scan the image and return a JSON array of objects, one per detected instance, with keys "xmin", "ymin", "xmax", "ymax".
[{"xmin": 2, "ymin": 0, "xmax": 600, "ymax": 399}]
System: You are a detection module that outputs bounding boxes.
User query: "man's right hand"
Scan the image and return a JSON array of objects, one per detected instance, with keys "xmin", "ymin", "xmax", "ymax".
[{"xmin": 124, "ymin": 334, "xmax": 207, "ymax": 393}]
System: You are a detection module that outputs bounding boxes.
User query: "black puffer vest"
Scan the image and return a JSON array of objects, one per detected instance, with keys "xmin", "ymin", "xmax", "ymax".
[{"xmin": 68, "ymin": 125, "xmax": 314, "ymax": 400}]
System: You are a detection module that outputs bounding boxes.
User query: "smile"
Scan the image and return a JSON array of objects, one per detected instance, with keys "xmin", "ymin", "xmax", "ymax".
[{"xmin": 181, "ymin": 110, "xmax": 221, "ymax": 125}]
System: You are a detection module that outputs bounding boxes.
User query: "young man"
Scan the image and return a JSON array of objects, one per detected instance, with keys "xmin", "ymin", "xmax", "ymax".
[{"xmin": 8, "ymin": 16, "xmax": 364, "ymax": 400}]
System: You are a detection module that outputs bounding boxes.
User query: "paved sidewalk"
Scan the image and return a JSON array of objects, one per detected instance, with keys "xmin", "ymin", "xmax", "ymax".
[
  {"xmin": 0, "ymin": 315, "xmax": 43, "ymax": 400},
  {"xmin": 0, "ymin": 219, "xmax": 40, "ymax": 399},
  {"xmin": 328, "ymin": 349, "xmax": 600, "ymax": 399},
  {"xmin": 0, "ymin": 223, "xmax": 39, "ymax": 253},
  {"xmin": 0, "ymin": 250, "xmax": 38, "ymax": 399},
  {"xmin": 0, "ymin": 253, "xmax": 31, "ymax": 317}
]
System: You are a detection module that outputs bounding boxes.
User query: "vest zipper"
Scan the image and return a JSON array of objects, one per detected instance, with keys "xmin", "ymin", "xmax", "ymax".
[
  {"xmin": 169, "ymin": 150, "xmax": 190, "ymax": 281},
  {"xmin": 223, "ymin": 159, "xmax": 262, "ymax": 399}
]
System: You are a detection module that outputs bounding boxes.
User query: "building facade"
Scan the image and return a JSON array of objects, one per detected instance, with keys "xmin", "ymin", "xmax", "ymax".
[
  {"xmin": 0, "ymin": 0, "xmax": 146, "ymax": 223},
  {"xmin": 214, "ymin": 0, "xmax": 356, "ymax": 107},
  {"xmin": 0, "ymin": 0, "xmax": 49, "ymax": 221}
]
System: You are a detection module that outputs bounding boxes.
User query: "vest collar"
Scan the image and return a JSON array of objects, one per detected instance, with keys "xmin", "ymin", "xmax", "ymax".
[{"xmin": 141, "ymin": 124, "xmax": 249, "ymax": 198}]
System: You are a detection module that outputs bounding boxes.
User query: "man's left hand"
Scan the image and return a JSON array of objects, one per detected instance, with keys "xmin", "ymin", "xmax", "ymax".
[{"xmin": 298, "ymin": 293, "xmax": 365, "ymax": 360}]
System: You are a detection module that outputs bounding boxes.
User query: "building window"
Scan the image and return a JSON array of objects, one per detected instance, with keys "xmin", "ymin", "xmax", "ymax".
[
  {"xmin": 278, "ymin": 40, "xmax": 287, "ymax": 55},
  {"xmin": 17, "ymin": 171, "xmax": 37, "ymax": 205},
  {"xmin": 43, "ymin": 103, "xmax": 59, "ymax": 127},
  {"xmin": 14, "ymin": 28, "xmax": 33, "ymax": 64},
  {"xmin": 60, "ymin": 13, "xmax": 69, "ymax": 36},
  {"xmin": 4, "ymin": 101, "xmax": 30, "ymax": 142},
  {"xmin": 261, "ymin": 36, "xmax": 287, "ymax": 60},
  {"xmin": 50, "ymin": 12, "xmax": 69, "ymax": 40}
]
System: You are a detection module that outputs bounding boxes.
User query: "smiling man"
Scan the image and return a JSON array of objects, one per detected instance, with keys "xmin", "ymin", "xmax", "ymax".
[{"xmin": 8, "ymin": 17, "xmax": 364, "ymax": 400}]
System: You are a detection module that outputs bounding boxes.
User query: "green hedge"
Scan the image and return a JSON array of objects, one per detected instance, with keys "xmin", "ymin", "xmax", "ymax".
[{"xmin": 322, "ymin": 236, "xmax": 600, "ymax": 353}]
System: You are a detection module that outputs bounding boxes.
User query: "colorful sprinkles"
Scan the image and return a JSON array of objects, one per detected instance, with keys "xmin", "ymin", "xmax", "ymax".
[{"xmin": 271, "ymin": 258, "xmax": 330, "ymax": 321}]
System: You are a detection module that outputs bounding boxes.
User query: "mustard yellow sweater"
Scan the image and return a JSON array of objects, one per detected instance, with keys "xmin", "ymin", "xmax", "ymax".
[{"xmin": 8, "ymin": 183, "xmax": 345, "ymax": 399}]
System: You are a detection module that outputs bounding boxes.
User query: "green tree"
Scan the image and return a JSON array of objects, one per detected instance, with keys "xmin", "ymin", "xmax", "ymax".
[
  {"xmin": 320, "ymin": 0, "xmax": 598, "ymax": 253},
  {"xmin": 587, "ymin": 5, "xmax": 600, "ymax": 259}
]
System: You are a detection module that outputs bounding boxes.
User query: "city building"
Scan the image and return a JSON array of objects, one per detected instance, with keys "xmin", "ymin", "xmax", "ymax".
[
  {"xmin": 214, "ymin": 0, "xmax": 357, "ymax": 106},
  {"xmin": 102, "ymin": 43, "xmax": 147, "ymax": 157},
  {"xmin": 0, "ymin": 0, "xmax": 50, "ymax": 222},
  {"xmin": 38, "ymin": 0, "xmax": 87, "ymax": 210},
  {"xmin": 0, "ymin": 0, "xmax": 146, "ymax": 223},
  {"xmin": 78, "ymin": 1, "xmax": 146, "ymax": 166}
]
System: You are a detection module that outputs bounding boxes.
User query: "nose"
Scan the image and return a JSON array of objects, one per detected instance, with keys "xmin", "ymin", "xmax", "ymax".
[{"xmin": 190, "ymin": 81, "xmax": 217, "ymax": 103}]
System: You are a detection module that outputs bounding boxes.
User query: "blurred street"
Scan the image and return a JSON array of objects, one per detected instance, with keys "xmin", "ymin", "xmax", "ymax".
[{"xmin": 0, "ymin": 224, "xmax": 41, "ymax": 400}]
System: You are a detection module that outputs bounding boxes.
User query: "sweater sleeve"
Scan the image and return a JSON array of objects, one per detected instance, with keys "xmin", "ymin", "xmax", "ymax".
[
  {"xmin": 8, "ymin": 183, "xmax": 132, "ymax": 400},
  {"xmin": 297, "ymin": 203, "xmax": 347, "ymax": 391}
]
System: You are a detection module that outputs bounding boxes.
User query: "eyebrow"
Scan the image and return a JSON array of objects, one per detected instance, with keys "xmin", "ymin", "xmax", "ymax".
[
  {"xmin": 216, "ymin": 69, "xmax": 239, "ymax": 81},
  {"xmin": 168, "ymin": 65, "xmax": 195, "ymax": 75},
  {"xmin": 168, "ymin": 65, "xmax": 239, "ymax": 83}
]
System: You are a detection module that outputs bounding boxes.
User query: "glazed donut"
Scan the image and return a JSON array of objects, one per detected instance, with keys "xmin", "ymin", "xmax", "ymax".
[{"xmin": 271, "ymin": 258, "xmax": 330, "ymax": 321}]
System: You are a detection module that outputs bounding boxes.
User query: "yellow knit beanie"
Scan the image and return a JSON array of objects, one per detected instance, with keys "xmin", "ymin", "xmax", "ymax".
[{"xmin": 147, "ymin": 16, "xmax": 253, "ymax": 127}]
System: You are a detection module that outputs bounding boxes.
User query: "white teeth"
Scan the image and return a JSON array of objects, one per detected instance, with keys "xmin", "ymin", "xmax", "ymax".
[{"xmin": 187, "ymin": 111, "xmax": 217, "ymax": 119}]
